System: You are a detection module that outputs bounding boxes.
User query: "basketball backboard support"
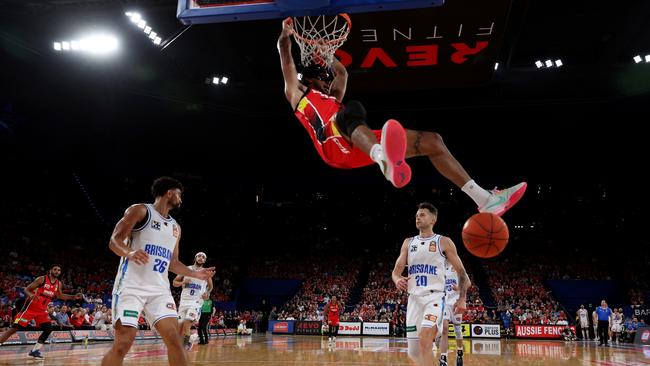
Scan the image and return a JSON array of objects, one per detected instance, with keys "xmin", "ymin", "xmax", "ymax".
[{"xmin": 177, "ymin": 0, "xmax": 444, "ymax": 25}]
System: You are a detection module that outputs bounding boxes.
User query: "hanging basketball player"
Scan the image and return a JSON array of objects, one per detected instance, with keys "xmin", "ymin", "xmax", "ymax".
[{"xmin": 278, "ymin": 17, "xmax": 526, "ymax": 216}]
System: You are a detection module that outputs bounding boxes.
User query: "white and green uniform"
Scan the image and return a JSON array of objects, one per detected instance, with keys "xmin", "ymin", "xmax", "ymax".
[
  {"xmin": 112, "ymin": 204, "xmax": 179, "ymax": 328},
  {"xmin": 406, "ymin": 233, "xmax": 446, "ymax": 339}
]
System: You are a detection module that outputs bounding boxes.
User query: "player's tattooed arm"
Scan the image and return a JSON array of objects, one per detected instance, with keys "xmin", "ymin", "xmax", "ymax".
[{"xmin": 456, "ymin": 267, "xmax": 470, "ymax": 300}]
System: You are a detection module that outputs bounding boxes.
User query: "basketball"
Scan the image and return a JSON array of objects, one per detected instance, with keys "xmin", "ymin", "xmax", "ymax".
[{"xmin": 462, "ymin": 213, "xmax": 509, "ymax": 258}]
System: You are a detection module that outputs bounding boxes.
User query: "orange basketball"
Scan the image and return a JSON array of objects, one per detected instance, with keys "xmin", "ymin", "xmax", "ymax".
[{"xmin": 461, "ymin": 213, "xmax": 509, "ymax": 258}]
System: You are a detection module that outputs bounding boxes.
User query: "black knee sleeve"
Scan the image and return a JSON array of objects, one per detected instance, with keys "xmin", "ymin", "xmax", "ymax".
[
  {"xmin": 336, "ymin": 100, "xmax": 368, "ymax": 137},
  {"xmin": 38, "ymin": 323, "xmax": 53, "ymax": 343}
]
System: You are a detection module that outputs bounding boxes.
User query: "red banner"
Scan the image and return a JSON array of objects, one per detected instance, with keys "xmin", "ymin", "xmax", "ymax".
[
  {"xmin": 333, "ymin": 0, "xmax": 512, "ymax": 90},
  {"xmin": 515, "ymin": 325, "xmax": 576, "ymax": 339}
]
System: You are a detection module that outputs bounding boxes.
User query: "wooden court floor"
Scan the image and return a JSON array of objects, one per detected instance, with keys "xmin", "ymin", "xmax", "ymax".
[{"xmin": 1, "ymin": 334, "xmax": 648, "ymax": 365}]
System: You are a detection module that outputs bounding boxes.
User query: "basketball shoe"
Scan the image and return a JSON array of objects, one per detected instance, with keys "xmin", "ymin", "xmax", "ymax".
[
  {"xmin": 378, "ymin": 119, "xmax": 411, "ymax": 188},
  {"xmin": 479, "ymin": 182, "xmax": 527, "ymax": 216}
]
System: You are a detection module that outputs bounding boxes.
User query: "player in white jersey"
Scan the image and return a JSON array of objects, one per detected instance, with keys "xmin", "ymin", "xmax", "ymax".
[
  {"xmin": 577, "ymin": 304, "xmax": 589, "ymax": 341},
  {"xmin": 392, "ymin": 202, "xmax": 470, "ymax": 366},
  {"xmin": 102, "ymin": 177, "xmax": 215, "ymax": 366},
  {"xmin": 611, "ymin": 308, "xmax": 623, "ymax": 343},
  {"xmin": 173, "ymin": 251, "xmax": 213, "ymax": 350},
  {"xmin": 592, "ymin": 310, "xmax": 599, "ymax": 341},
  {"xmin": 439, "ymin": 262, "xmax": 464, "ymax": 366}
]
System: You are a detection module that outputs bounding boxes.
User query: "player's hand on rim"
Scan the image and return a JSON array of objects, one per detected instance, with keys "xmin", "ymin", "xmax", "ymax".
[
  {"xmin": 127, "ymin": 249, "xmax": 149, "ymax": 265},
  {"xmin": 281, "ymin": 17, "xmax": 294, "ymax": 38}
]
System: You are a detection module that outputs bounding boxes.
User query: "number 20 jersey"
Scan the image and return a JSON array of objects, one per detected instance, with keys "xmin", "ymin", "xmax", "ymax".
[{"xmin": 407, "ymin": 234, "xmax": 446, "ymax": 296}]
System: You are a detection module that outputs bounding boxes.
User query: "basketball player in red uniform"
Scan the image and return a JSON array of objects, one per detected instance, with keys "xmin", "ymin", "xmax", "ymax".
[
  {"xmin": 323, "ymin": 296, "xmax": 341, "ymax": 345},
  {"xmin": 278, "ymin": 18, "xmax": 526, "ymax": 216},
  {"xmin": 0, "ymin": 264, "xmax": 83, "ymax": 359}
]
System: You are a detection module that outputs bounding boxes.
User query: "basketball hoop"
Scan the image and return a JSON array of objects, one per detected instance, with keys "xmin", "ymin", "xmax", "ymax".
[{"xmin": 291, "ymin": 13, "xmax": 351, "ymax": 68}]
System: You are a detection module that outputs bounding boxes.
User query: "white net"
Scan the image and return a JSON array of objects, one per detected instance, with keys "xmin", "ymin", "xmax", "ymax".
[{"xmin": 291, "ymin": 13, "xmax": 351, "ymax": 68}]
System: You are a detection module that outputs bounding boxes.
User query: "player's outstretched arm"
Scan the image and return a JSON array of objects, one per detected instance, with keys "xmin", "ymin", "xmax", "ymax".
[
  {"xmin": 56, "ymin": 281, "xmax": 83, "ymax": 301},
  {"xmin": 172, "ymin": 275, "xmax": 185, "ymax": 287},
  {"xmin": 277, "ymin": 17, "xmax": 304, "ymax": 108},
  {"xmin": 168, "ymin": 227, "xmax": 216, "ymax": 281},
  {"xmin": 391, "ymin": 239, "xmax": 410, "ymax": 291}
]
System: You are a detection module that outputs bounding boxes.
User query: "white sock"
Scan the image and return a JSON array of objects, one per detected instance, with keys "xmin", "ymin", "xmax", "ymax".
[
  {"xmin": 32, "ymin": 342, "xmax": 43, "ymax": 352},
  {"xmin": 461, "ymin": 179, "xmax": 491, "ymax": 207},
  {"xmin": 370, "ymin": 144, "xmax": 383, "ymax": 163}
]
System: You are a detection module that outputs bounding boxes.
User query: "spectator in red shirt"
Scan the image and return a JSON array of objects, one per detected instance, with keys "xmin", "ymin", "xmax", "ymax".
[{"xmin": 70, "ymin": 309, "xmax": 88, "ymax": 329}]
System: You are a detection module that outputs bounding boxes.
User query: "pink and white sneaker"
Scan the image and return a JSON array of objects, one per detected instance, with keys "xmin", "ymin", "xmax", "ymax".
[
  {"xmin": 479, "ymin": 182, "xmax": 527, "ymax": 216},
  {"xmin": 378, "ymin": 119, "xmax": 411, "ymax": 188}
]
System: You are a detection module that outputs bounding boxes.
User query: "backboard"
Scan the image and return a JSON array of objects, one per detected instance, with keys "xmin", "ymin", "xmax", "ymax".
[{"xmin": 177, "ymin": 0, "xmax": 444, "ymax": 25}]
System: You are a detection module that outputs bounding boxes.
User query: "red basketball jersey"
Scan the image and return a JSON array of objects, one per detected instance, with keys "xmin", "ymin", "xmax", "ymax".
[
  {"xmin": 293, "ymin": 88, "xmax": 379, "ymax": 169},
  {"xmin": 32, "ymin": 275, "xmax": 59, "ymax": 311},
  {"xmin": 327, "ymin": 302, "xmax": 340, "ymax": 325}
]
